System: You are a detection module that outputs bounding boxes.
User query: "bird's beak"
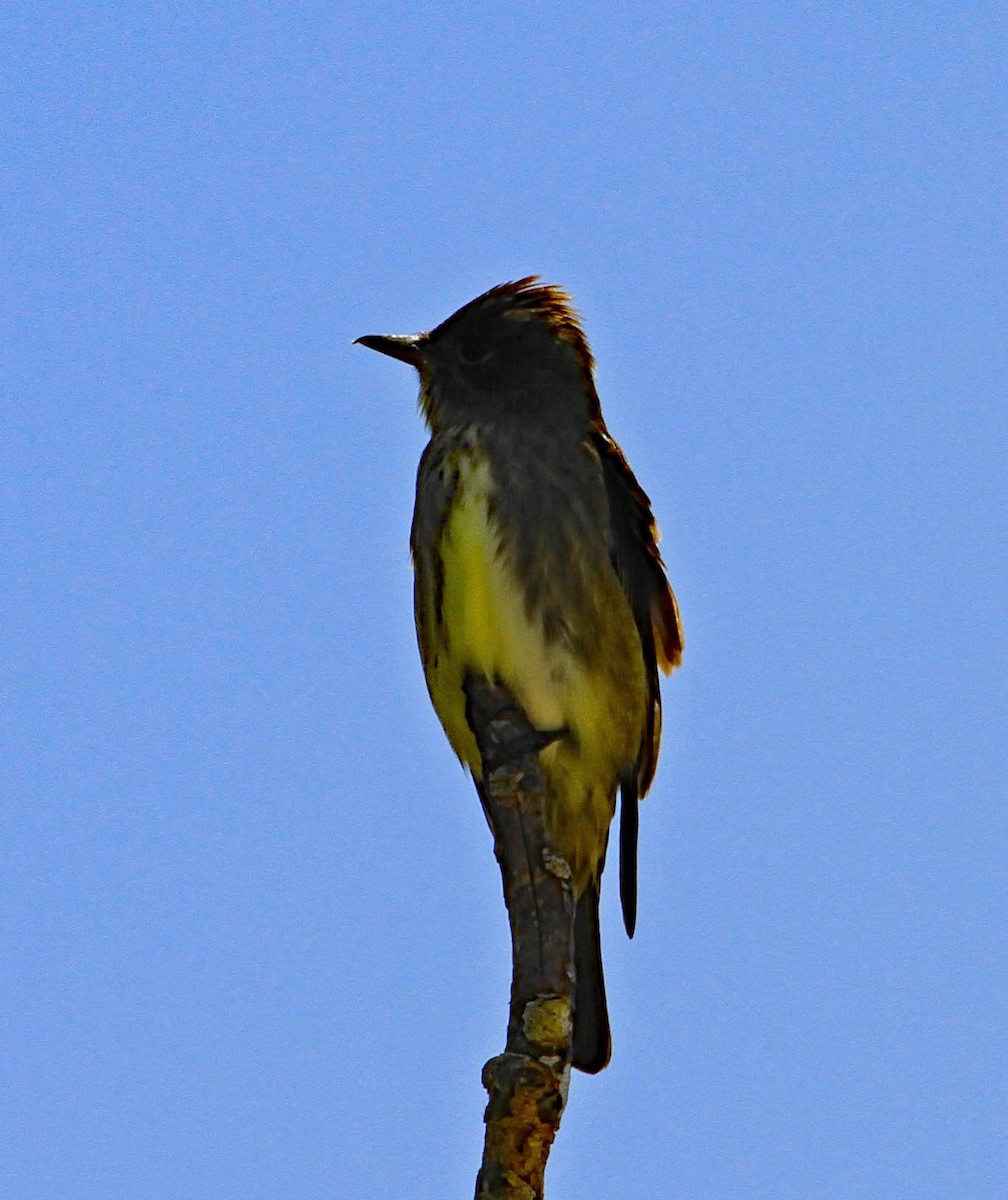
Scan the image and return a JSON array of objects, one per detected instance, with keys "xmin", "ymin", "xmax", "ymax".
[{"xmin": 353, "ymin": 333, "xmax": 427, "ymax": 368}]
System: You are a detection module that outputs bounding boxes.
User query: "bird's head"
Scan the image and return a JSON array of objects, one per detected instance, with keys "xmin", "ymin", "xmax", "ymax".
[{"xmin": 356, "ymin": 277, "xmax": 601, "ymax": 433}]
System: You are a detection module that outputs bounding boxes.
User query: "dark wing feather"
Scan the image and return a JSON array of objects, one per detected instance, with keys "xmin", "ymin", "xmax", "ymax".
[
  {"xmin": 593, "ymin": 424, "xmax": 683, "ymax": 935},
  {"xmin": 410, "ymin": 437, "xmax": 459, "ymax": 692},
  {"xmin": 594, "ymin": 424, "xmax": 682, "ymax": 785}
]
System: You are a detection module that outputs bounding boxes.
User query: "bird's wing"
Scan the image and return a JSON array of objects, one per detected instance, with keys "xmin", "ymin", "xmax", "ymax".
[
  {"xmin": 410, "ymin": 439, "xmax": 456, "ymax": 694},
  {"xmin": 593, "ymin": 424, "xmax": 682, "ymax": 788},
  {"xmin": 593, "ymin": 424, "xmax": 683, "ymax": 936}
]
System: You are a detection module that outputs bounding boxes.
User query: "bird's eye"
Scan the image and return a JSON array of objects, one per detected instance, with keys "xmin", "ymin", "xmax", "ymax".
[{"xmin": 457, "ymin": 336, "xmax": 493, "ymax": 366}]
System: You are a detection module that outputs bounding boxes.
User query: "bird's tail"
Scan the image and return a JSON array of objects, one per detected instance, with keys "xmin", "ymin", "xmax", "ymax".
[{"xmin": 572, "ymin": 881, "xmax": 611, "ymax": 1073}]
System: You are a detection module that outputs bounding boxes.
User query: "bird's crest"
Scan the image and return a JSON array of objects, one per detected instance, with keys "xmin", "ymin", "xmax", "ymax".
[{"xmin": 432, "ymin": 276, "xmax": 597, "ymax": 380}]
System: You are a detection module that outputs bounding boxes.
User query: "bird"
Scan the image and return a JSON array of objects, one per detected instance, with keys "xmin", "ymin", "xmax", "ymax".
[{"xmin": 355, "ymin": 277, "xmax": 682, "ymax": 1072}]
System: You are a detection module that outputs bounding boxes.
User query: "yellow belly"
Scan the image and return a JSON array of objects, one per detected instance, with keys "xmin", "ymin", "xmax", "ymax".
[{"xmin": 422, "ymin": 451, "xmax": 646, "ymax": 891}]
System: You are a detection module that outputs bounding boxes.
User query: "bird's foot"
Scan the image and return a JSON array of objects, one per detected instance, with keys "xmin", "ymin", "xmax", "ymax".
[{"xmin": 463, "ymin": 673, "xmax": 566, "ymax": 773}]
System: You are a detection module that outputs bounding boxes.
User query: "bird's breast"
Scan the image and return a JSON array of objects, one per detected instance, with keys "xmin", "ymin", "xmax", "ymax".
[
  {"xmin": 422, "ymin": 441, "xmax": 645, "ymax": 792},
  {"xmin": 436, "ymin": 449, "xmax": 571, "ymax": 736}
]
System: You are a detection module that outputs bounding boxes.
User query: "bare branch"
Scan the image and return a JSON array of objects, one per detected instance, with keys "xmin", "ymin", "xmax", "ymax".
[{"xmin": 464, "ymin": 674, "xmax": 575, "ymax": 1200}]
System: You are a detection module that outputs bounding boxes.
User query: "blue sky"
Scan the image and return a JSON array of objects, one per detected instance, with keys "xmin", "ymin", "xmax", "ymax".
[{"xmin": 4, "ymin": 4, "xmax": 1005, "ymax": 1197}]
